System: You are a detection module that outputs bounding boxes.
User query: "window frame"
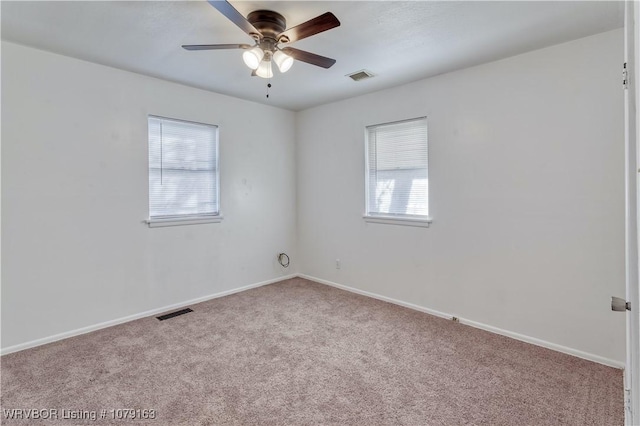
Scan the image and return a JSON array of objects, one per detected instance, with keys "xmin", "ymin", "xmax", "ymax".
[
  {"xmin": 145, "ymin": 115, "xmax": 222, "ymax": 228},
  {"xmin": 363, "ymin": 116, "xmax": 432, "ymax": 228}
]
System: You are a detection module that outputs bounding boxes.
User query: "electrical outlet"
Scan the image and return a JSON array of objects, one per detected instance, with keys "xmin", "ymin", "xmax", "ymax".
[{"xmin": 336, "ymin": 259, "xmax": 341, "ymax": 269}]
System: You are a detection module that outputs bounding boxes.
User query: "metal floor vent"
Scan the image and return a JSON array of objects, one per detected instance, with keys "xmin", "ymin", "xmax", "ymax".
[
  {"xmin": 157, "ymin": 308, "xmax": 193, "ymax": 321},
  {"xmin": 347, "ymin": 69, "xmax": 375, "ymax": 82}
]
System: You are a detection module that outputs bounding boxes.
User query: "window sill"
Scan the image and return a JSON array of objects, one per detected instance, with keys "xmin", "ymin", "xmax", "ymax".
[
  {"xmin": 144, "ymin": 215, "xmax": 223, "ymax": 228},
  {"xmin": 363, "ymin": 215, "xmax": 432, "ymax": 228}
]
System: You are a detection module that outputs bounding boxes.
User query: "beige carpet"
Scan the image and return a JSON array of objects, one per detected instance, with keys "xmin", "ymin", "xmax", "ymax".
[{"xmin": 1, "ymin": 277, "xmax": 623, "ymax": 425}]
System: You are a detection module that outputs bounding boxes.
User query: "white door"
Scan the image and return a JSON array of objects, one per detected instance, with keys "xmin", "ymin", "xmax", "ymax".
[{"xmin": 624, "ymin": 1, "xmax": 639, "ymax": 424}]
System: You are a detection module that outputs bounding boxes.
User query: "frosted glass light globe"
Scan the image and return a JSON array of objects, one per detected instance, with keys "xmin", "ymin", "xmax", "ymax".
[
  {"xmin": 273, "ymin": 50, "xmax": 294, "ymax": 73},
  {"xmin": 242, "ymin": 47, "xmax": 264, "ymax": 70}
]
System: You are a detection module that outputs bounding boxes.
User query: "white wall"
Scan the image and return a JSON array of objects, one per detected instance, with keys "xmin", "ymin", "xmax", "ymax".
[
  {"xmin": 2, "ymin": 29, "xmax": 627, "ymax": 365},
  {"xmin": 1, "ymin": 41, "xmax": 297, "ymax": 349},
  {"xmin": 296, "ymin": 29, "xmax": 626, "ymax": 363}
]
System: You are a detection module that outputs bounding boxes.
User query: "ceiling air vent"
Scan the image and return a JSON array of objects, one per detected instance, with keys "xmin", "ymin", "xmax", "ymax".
[{"xmin": 347, "ymin": 70, "xmax": 375, "ymax": 82}]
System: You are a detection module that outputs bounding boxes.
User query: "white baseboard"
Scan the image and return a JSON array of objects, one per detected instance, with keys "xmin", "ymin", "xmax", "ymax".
[
  {"xmin": 3, "ymin": 272, "xmax": 626, "ymax": 370},
  {"xmin": 1, "ymin": 274, "xmax": 297, "ymax": 356},
  {"xmin": 458, "ymin": 317, "xmax": 625, "ymax": 369},
  {"xmin": 298, "ymin": 274, "xmax": 625, "ymax": 370},
  {"xmin": 298, "ymin": 274, "xmax": 453, "ymax": 320}
]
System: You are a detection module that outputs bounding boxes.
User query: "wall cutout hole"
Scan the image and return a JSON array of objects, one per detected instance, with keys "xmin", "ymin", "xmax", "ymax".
[{"xmin": 278, "ymin": 253, "xmax": 290, "ymax": 268}]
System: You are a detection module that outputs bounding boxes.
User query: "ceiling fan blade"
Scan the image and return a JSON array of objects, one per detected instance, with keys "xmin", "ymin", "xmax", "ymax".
[
  {"xmin": 207, "ymin": 1, "xmax": 261, "ymax": 38},
  {"xmin": 281, "ymin": 47, "xmax": 336, "ymax": 69},
  {"xmin": 182, "ymin": 43, "xmax": 251, "ymax": 51},
  {"xmin": 278, "ymin": 12, "xmax": 340, "ymax": 43}
]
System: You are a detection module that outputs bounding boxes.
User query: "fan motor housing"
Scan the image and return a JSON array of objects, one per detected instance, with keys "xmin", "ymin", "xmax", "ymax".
[{"xmin": 247, "ymin": 10, "xmax": 286, "ymax": 39}]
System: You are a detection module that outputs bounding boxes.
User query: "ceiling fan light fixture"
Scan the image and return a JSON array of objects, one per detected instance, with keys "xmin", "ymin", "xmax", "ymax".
[
  {"xmin": 273, "ymin": 50, "xmax": 294, "ymax": 73},
  {"xmin": 242, "ymin": 46, "xmax": 264, "ymax": 70},
  {"xmin": 255, "ymin": 59, "xmax": 273, "ymax": 78},
  {"xmin": 184, "ymin": 3, "xmax": 341, "ymax": 79}
]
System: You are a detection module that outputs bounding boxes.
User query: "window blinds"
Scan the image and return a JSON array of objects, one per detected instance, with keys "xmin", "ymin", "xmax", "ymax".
[
  {"xmin": 148, "ymin": 116, "xmax": 219, "ymax": 219},
  {"xmin": 366, "ymin": 117, "xmax": 428, "ymax": 218}
]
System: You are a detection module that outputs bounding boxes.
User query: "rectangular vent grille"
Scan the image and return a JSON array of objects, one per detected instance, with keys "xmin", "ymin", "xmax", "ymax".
[
  {"xmin": 157, "ymin": 308, "xmax": 193, "ymax": 321},
  {"xmin": 347, "ymin": 70, "xmax": 375, "ymax": 82}
]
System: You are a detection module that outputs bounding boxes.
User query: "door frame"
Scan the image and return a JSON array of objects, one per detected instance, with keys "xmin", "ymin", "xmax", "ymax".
[{"xmin": 626, "ymin": 1, "xmax": 640, "ymax": 424}]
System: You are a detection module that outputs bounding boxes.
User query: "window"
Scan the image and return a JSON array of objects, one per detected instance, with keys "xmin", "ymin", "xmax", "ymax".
[
  {"xmin": 147, "ymin": 115, "xmax": 220, "ymax": 227},
  {"xmin": 365, "ymin": 117, "xmax": 430, "ymax": 227}
]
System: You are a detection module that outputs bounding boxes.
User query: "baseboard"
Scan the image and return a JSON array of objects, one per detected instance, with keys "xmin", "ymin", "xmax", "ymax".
[
  {"xmin": 458, "ymin": 317, "xmax": 625, "ymax": 369},
  {"xmin": 3, "ymin": 272, "xmax": 626, "ymax": 370},
  {"xmin": 298, "ymin": 274, "xmax": 453, "ymax": 321},
  {"xmin": 298, "ymin": 274, "xmax": 625, "ymax": 370},
  {"xmin": 1, "ymin": 273, "xmax": 297, "ymax": 356}
]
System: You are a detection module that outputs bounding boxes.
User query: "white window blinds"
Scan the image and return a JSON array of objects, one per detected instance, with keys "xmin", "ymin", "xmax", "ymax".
[
  {"xmin": 148, "ymin": 116, "xmax": 219, "ymax": 220},
  {"xmin": 366, "ymin": 117, "xmax": 428, "ymax": 218}
]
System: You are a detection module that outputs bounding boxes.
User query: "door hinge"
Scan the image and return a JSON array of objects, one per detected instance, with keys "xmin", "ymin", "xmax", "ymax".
[
  {"xmin": 623, "ymin": 62, "xmax": 629, "ymax": 89},
  {"xmin": 612, "ymin": 296, "xmax": 631, "ymax": 311}
]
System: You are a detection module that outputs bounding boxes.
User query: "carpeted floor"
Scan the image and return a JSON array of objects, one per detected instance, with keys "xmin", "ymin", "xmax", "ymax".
[{"xmin": 1, "ymin": 277, "xmax": 623, "ymax": 425}]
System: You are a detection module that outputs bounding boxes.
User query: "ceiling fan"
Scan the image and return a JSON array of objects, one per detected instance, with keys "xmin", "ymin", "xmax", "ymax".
[{"xmin": 182, "ymin": 1, "xmax": 341, "ymax": 78}]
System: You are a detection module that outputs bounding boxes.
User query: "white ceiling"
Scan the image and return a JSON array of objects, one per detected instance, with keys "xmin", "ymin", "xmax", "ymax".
[{"xmin": 1, "ymin": 1, "xmax": 623, "ymax": 111}]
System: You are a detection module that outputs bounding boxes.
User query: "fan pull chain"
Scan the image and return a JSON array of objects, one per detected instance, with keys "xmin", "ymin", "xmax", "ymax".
[{"xmin": 266, "ymin": 82, "xmax": 272, "ymax": 99}]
